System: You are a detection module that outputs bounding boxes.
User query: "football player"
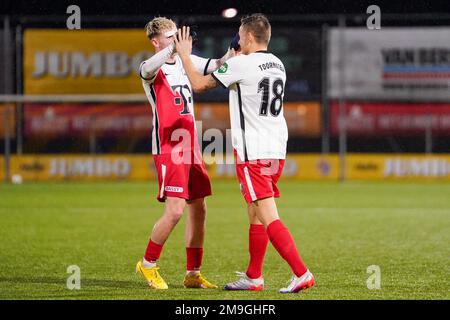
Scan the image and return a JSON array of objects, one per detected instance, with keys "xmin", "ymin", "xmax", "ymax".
[
  {"xmin": 136, "ymin": 17, "xmax": 235, "ymax": 290},
  {"xmin": 174, "ymin": 14, "xmax": 314, "ymax": 293}
]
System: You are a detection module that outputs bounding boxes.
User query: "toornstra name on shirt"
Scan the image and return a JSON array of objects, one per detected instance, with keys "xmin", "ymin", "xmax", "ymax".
[{"xmin": 258, "ymin": 61, "xmax": 285, "ymax": 72}]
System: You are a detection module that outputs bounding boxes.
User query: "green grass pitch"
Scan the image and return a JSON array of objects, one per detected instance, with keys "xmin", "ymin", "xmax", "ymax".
[{"xmin": 0, "ymin": 180, "xmax": 449, "ymax": 300}]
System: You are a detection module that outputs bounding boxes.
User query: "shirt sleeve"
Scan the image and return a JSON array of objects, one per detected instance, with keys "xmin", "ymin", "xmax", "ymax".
[
  {"xmin": 190, "ymin": 55, "xmax": 214, "ymax": 76},
  {"xmin": 211, "ymin": 56, "xmax": 245, "ymax": 89},
  {"xmin": 139, "ymin": 61, "xmax": 157, "ymax": 83},
  {"xmin": 139, "ymin": 45, "xmax": 174, "ymax": 83}
]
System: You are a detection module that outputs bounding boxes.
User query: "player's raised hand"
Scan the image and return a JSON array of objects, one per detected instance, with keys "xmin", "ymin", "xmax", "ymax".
[
  {"xmin": 174, "ymin": 26, "xmax": 192, "ymax": 59},
  {"xmin": 229, "ymin": 48, "xmax": 239, "ymax": 58},
  {"xmin": 229, "ymin": 33, "xmax": 240, "ymax": 51}
]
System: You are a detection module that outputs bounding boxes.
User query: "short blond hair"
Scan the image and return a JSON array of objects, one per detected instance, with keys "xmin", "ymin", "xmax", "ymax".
[{"xmin": 145, "ymin": 17, "xmax": 177, "ymax": 39}]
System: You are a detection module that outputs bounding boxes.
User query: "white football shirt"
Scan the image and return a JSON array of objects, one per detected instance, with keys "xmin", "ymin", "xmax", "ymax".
[
  {"xmin": 212, "ymin": 51, "xmax": 288, "ymax": 161},
  {"xmin": 140, "ymin": 54, "xmax": 212, "ymax": 112},
  {"xmin": 139, "ymin": 54, "xmax": 212, "ymax": 154}
]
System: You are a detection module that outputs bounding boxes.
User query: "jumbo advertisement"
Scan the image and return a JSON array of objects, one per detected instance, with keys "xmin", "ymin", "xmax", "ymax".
[
  {"xmin": 328, "ymin": 28, "xmax": 450, "ymax": 101},
  {"xmin": 23, "ymin": 28, "xmax": 322, "ymax": 100},
  {"xmin": 24, "ymin": 29, "xmax": 154, "ymax": 94},
  {"xmin": 4, "ymin": 155, "xmax": 153, "ymax": 181},
  {"xmin": 2, "ymin": 154, "xmax": 338, "ymax": 182},
  {"xmin": 3, "ymin": 154, "xmax": 450, "ymax": 182},
  {"xmin": 346, "ymin": 154, "xmax": 450, "ymax": 180}
]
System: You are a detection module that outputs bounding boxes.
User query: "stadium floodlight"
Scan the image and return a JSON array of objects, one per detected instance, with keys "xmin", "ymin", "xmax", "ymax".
[{"xmin": 222, "ymin": 8, "xmax": 238, "ymax": 18}]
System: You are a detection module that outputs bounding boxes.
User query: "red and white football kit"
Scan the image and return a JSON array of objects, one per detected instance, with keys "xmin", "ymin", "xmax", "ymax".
[
  {"xmin": 140, "ymin": 54, "xmax": 214, "ymax": 202},
  {"xmin": 214, "ymin": 51, "xmax": 312, "ymax": 288},
  {"xmin": 235, "ymin": 152, "xmax": 285, "ymax": 204},
  {"xmin": 212, "ymin": 51, "xmax": 288, "ymax": 203}
]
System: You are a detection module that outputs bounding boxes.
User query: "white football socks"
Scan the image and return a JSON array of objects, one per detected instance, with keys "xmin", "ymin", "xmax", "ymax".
[{"xmin": 186, "ymin": 270, "xmax": 201, "ymax": 276}]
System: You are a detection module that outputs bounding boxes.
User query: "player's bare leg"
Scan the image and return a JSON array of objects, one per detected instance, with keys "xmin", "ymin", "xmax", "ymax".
[
  {"xmin": 248, "ymin": 203, "xmax": 263, "ymax": 225},
  {"xmin": 136, "ymin": 196, "xmax": 186, "ymax": 289},
  {"xmin": 185, "ymin": 198, "xmax": 206, "ymax": 248},
  {"xmin": 183, "ymin": 198, "xmax": 217, "ymax": 288},
  {"xmin": 151, "ymin": 197, "xmax": 186, "ymax": 244},
  {"xmin": 251, "ymin": 197, "xmax": 279, "ymax": 226},
  {"xmin": 252, "ymin": 197, "xmax": 314, "ymax": 293},
  {"xmin": 224, "ymin": 205, "xmax": 267, "ymax": 291}
]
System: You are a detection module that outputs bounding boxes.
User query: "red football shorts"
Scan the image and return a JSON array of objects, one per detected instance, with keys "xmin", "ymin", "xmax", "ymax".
[
  {"xmin": 235, "ymin": 153, "xmax": 285, "ymax": 204},
  {"xmin": 153, "ymin": 151, "xmax": 212, "ymax": 202}
]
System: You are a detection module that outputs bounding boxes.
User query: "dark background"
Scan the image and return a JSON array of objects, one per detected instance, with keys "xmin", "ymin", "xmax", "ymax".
[{"xmin": 1, "ymin": 0, "xmax": 448, "ymax": 16}]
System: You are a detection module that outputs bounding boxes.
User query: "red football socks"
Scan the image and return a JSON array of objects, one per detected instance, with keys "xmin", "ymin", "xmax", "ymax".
[
  {"xmin": 266, "ymin": 219, "xmax": 307, "ymax": 277},
  {"xmin": 186, "ymin": 247, "xmax": 203, "ymax": 271},
  {"xmin": 144, "ymin": 239, "xmax": 163, "ymax": 263},
  {"xmin": 246, "ymin": 224, "xmax": 269, "ymax": 279}
]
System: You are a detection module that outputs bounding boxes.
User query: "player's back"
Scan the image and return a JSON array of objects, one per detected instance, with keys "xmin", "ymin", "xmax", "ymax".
[{"xmin": 216, "ymin": 51, "xmax": 288, "ymax": 161}]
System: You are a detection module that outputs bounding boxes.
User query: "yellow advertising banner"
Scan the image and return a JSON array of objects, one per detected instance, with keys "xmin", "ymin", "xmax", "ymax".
[
  {"xmin": 203, "ymin": 154, "xmax": 338, "ymax": 180},
  {"xmin": 2, "ymin": 154, "xmax": 338, "ymax": 182},
  {"xmin": 24, "ymin": 29, "xmax": 154, "ymax": 94},
  {"xmin": 6, "ymin": 155, "xmax": 156, "ymax": 181},
  {"xmin": 346, "ymin": 154, "xmax": 450, "ymax": 180},
  {"xmin": 2, "ymin": 154, "xmax": 450, "ymax": 182}
]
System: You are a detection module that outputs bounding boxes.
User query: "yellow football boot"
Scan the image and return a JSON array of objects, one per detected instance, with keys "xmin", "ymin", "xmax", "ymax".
[
  {"xmin": 135, "ymin": 260, "xmax": 168, "ymax": 289},
  {"xmin": 183, "ymin": 272, "xmax": 218, "ymax": 289}
]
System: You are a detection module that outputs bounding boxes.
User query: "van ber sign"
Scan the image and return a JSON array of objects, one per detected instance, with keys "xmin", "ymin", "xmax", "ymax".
[{"xmin": 328, "ymin": 28, "xmax": 450, "ymax": 101}]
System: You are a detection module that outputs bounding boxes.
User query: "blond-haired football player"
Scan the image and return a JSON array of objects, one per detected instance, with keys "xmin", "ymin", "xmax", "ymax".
[{"xmin": 136, "ymin": 16, "xmax": 235, "ymax": 290}]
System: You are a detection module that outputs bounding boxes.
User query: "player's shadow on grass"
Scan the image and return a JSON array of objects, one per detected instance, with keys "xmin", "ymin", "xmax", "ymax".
[
  {"xmin": 0, "ymin": 276, "xmax": 139, "ymax": 289},
  {"xmin": 0, "ymin": 277, "xmax": 216, "ymax": 292}
]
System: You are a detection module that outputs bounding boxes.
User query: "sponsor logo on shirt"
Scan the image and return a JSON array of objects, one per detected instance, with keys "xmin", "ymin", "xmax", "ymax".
[{"xmin": 164, "ymin": 186, "xmax": 184, "ymax": 193}]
